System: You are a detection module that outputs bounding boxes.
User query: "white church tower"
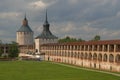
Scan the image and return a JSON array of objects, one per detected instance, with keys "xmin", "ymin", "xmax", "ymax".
[
  {"xmin": 16, "ymin": 15, "xmax": 34, "ymax": 45},
  {"xmin": 35, "ymin": 10, "xmax": 58, "ymax": 53}
]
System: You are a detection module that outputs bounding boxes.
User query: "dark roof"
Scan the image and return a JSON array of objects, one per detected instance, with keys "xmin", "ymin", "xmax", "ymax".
[
  {"xmin": 41, "ymin": 39, "xmax": 120, "ymax": 46},
  {"xmin": 35, "ymin": 10, "xmax": 58, "ymax": 39},
  {"xmin": 17, "ymin": 15, "xmax": 33, "ymax": 32},
  {"xmin": 35, "ymin": 30, "xmax": 58, "ymax": 39},
  {"xmin": 17, "ymin": 25, "xmax": 33, "ymax": 32}
]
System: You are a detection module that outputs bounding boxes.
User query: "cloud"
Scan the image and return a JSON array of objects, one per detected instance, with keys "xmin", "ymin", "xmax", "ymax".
[
  {"xmin": 1, "ymin": 0, "xmax": 120, "ymax": 42},
  {"xmin": 29, "ymin": 1, "xmax": 47, "ymax": 9},
  {"xmin": 29, "ymin": 0, "xmax": 57, "ymax": 10},
  {"xmin": 69, "ymin": 0, "xmax": 79, "ymax": 5},
  {"xmin": 61, "ymin": 22, "xmax": 77, "ymax": 32},
  {"xmin": 0, "ymin": 12, "xmax": 21, "ymax": 19}
]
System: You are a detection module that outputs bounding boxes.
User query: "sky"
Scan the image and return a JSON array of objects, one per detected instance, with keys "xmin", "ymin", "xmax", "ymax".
[{"xmin": 0, "ymin": 0, "xmax": 120, "ymax": 42}]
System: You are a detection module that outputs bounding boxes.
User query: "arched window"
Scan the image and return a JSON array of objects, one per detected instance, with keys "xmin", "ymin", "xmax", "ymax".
[
  {"xmin": 115, "ymin": 54, "xmax": 120, "ymax": 63},
  {"xmin": 103, "ymin": 54, "xmax": 107, "ymax": 62},
  {"xmin": 66, "ymin": 52, "xmax": 68, "ymax": 57},
  {"xmin": 98, "ymin": 53, "xmax": 102, "ymax": 61},
  {"xmin": 84, "ymin": 53, "xmax": 88, "ymax": 59},
  {"xmin": 109, "ymin": 54, "xmax": 114, "ymax": 62},
  {"xmin": 81, "ymin": 53, "xmax": 84, "ymax": 59},
  {"xmin": 64, "ymin": 52, "xmax": 67, "ymax": 57},
  {"xmin": 74, "ymin": 52, "xmax": 77, "ymax": 58},
  {"xmin": 78, "ymin": 53, "xmax": 81, "ymax": 59},
  {"xmin": 88, "ymin": 53, "xmax": 92, "ymax": 60},
  {"xmin": 93, "ymin": 53, "xmax": 97, "ymax": 60},
  {"xmin": 71, "ymin": 52, "xmax": 73, "ymax": 57}
]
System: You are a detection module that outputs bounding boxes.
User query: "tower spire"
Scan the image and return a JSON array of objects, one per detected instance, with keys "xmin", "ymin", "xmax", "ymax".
[
  {"xmin": 43, "ymin": 9, "xmax": 50, "ymax": 31},
  {"xmin": 45, "ymin": 9, "xmax": 48, "ymax": 24},
  {"xmin": 24, "ymin": 12, "xmax": 27, "ymax": 20}
]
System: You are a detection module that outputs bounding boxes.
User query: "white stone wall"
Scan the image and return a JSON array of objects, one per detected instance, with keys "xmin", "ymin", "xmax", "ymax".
[
  {"xmin": 35, "ymin": 38, "xmax": 58, "ymax": 53},
  {"xmin": 17, "ymin": 32, "xmax": 34, "ymax": 45},
  {"xmin": 35, "ymin": 39, "xmax": 40, "ymax": 53},
  {"xmin": 40, "ymin": 43, "xmax": 120, "ymax": 72}
]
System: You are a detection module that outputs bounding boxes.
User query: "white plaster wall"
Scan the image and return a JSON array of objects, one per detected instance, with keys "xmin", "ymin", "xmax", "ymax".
[
  {"xmin": 35, "ymin": 39, "xmax": 40, "ymax": 53},
  {"xmin": 17, "ymin": 32, "xmax": 34, "ymax": 45}
]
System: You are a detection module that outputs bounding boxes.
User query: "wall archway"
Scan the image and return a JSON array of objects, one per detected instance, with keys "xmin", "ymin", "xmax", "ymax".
[
  {"xmin": 103, "ymin": 54, "xmax": 107, "ymax": 62},
  {"xmin": 109, "ymin": 54, "xmax": 114, "ymax": 62},
  {"xmin": 81, "ymin": 52, "xmax": 84, "ymax": 59},
  {"xmin": 84, "ymin": 53, "xmax": 88, "ymax": 59},
  {"xmin": 98, "ymin": 53, "xmax": 102, "ymax": 61},
  {"xmin": 93, "ymin": 53, "xmax": 97, "ymax": 60},
  {"xmin": 78, "ymin": 53, "xmax": 80, "ymax": 59},
  {"xmin": 88, "ymin": 53, "xmax": 92, "ymax": 60},
  {"xmin": 115, "ymin": 54, "xmax": 120, "ymax": 63},
  {"xmin": 71, "ymin": 52, "xmax": 73, "ymax": 58}
]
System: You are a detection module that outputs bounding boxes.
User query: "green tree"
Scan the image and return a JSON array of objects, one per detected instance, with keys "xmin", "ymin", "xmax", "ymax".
[
  {"xmin": 91, "ymin": 35, "xmax": 101, "ymax": 41},
  {"xmin": 58, "ymin": 36, "xmax": 84, "ymax": 43},
  {"xmin": 8, "ymin": 41, "xmax": 19, "ymax": 58},
  {"xmin": 77, "ymin": 38, "xmax": 85, "ymax": 42},
  {"xmin": 0, "ymin": 48, "xmax": 3, "ymax": 57}
]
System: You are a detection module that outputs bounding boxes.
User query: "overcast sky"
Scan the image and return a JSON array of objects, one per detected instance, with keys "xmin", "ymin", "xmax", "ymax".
[{"xmin": 0, "ymin": 0, "xmax": 120, "ymax": 42}]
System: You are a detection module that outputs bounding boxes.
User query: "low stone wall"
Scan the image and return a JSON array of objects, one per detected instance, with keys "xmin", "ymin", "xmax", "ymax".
[{"xmin": 0, "ymin": 58, "xmax": 15, "ymax": 61}]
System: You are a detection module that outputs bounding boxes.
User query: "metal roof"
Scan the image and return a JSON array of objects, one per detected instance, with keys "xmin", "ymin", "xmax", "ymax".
[
  {"xmin": 17, "ymin": 25, "xmax": 33, "ymax": 32},
  {"xmin": 35, "ymin": 30, "xmax": 58, "ymax": 39},
  {"xmin": 17, "ymin": 15, "xmax": 33, "ymax": 32},
  {"xmin": 35, "ymin": 10, "xmax": 58, "ymax": 39}
]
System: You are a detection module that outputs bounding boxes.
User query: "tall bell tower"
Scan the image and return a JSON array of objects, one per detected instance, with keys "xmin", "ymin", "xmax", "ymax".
[{"xmin": 35, "ymin": 10, "xmax": 58, "ymax": 53}]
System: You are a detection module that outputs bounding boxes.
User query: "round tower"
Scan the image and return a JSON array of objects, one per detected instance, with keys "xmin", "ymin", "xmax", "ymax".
[{"xmin": 17, "ymin": 15, "xmax": 34, "ymax": 45}]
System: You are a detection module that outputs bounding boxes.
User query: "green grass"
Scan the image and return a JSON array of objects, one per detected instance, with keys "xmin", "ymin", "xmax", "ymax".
[{"xmin": 0, "ymin": 61, "xmax": 119, "ymax": 80}]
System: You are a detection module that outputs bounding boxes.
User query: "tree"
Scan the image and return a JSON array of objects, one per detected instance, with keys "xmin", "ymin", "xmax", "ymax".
[
  {"xmin": 91, "ymin": 35, "xmax": 101, "ymax": 41},
  {"xmin": 0, "ymin": 48, "xmax": 3, "ymax": 57},
  {"xmin": 59, "ymin": 36, "xmax": 75, "ymax": 42},
  {"xmin": 58, "ymin": 36, "xmax": 84, "ymax": 43},
  {"xmin": 77, "ymin": 38, "xmax": 85, "ymax": 42},
  {"xmin": 8, "ymin": 41, "xmax": 19, "ymax": 58}
]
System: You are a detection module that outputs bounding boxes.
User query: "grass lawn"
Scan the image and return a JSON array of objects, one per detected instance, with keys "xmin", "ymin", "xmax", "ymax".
[{"xmin": 0, "ymin": 61, "xmax": 119, "ymax": 80}]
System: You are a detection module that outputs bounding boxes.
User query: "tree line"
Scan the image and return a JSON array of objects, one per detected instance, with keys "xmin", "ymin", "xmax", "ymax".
[{"xmin": 58, "ymin": 35, "xmax": 100, "ymax": 43}]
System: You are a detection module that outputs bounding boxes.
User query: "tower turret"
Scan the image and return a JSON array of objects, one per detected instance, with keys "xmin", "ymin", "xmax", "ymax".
[
  {"xmin": 35, "ymin": 10, "xmax": 58, "ymax": 53},
  {"xmin": 16, "ymin": 14, "xmax": 34, "ymax": 45},
  {"xmin": 36, "ymin": 10, "xmax": 57, "ymax": 39}
]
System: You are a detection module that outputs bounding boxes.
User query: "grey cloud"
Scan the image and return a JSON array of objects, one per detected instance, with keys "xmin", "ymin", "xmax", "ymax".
[{"xmin": 1, "ymin": 0, "xmax": 120, "ymax": 42}]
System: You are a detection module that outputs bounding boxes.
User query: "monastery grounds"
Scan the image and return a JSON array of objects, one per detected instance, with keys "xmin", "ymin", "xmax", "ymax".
[{"xmin": 0, "ymin": 61, "xmax": 119, "ymax": 80}]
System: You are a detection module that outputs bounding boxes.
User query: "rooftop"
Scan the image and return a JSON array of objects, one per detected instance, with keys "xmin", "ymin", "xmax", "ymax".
[
  {"xmin": 17, "ymin": 15, "xmax": 33, "ymax": 32},
  {"xmin": 35, "ymin": 10, "xmax": 58, "ymax": 39},
  {"xmin": 41, "ymin": 39, "xmax": 120, "ymax": 46}
]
